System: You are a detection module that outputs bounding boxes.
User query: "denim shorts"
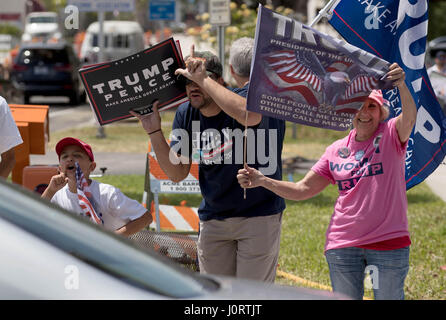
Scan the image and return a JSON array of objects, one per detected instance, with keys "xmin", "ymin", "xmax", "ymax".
[{"xmin": 325, "ymin": 246, "xmax": 410, "ymax": 300}]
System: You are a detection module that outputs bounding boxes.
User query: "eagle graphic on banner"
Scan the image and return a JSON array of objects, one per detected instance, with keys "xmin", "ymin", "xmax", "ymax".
[{"xmin": 263, "ymin": 49, "xmax": 380, "ymax": 112}]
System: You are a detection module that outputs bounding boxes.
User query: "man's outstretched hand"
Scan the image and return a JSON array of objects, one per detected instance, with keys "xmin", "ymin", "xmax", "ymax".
[
  {"xmin": 129, "ymin": 101, "xmax": 162, "ymax": 135},
  {"xmin": 175, "ymin": 45, "xmax": 208, "ymax": 86}
]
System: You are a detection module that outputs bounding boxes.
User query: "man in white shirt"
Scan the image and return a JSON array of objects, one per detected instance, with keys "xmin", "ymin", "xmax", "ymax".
[
  {"xmin": 427, "ymin": 50, "xmax": 446, "ymax": 110},
  {"xmin": 428, "ymin": 50, "xmax": 446, "ymax": 76},
  {"xmin": 42, "ymin": 137, "xmax": 152, "ymax": 236},
  {"xmin": 0, "ymin": 96, "xmax": 23, "ymax": 179}
]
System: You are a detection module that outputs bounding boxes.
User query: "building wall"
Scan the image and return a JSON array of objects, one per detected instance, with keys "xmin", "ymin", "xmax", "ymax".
[{"xmin": 0, "ymin": 0, "xmax": 27, "ymax": 31}]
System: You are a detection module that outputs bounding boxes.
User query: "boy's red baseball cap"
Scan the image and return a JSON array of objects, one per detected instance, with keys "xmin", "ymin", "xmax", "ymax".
[{"xmin": 55, "ymin": 137, "xmax": 94, "ymax": 161}]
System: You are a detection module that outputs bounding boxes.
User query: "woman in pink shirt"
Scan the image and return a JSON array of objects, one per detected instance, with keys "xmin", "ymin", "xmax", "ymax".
[{"xmin": 237, "ymin": 63, "xmax": 417, "ymax": 300}]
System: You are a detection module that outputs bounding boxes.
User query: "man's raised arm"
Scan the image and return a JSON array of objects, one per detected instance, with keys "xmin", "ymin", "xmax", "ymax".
[
  {"xmin": 130, "ymin": 103, "xmax": 191, "ymax": 183},
  {"xmin": 175, "ymin": 45, "xmax": 261, "ymax": 127}
]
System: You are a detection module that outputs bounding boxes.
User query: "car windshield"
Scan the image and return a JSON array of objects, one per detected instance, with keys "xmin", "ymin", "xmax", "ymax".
[
  {"xmin": 17, "ymin": 48, "xmax": 69, "ymax": 65},
  {"xmin": 113, "ymin": 34, "xmax": 130, "ymax": 48},
  {"xmin": 0, "ymin": 180, "xmax": 218, "ymax": 298},
  {"xmin": 29, "ymin": 16, "xmax": 57, "ymax": 23},
  {"xmin": 92, "ymin": 34, "xmax": 109, "ymax": 48}
]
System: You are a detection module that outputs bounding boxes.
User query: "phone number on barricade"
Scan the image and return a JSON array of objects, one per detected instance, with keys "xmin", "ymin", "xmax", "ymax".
[{"xmin": 158, "ymin": 180, "xmax": 201, "ymax": 193}]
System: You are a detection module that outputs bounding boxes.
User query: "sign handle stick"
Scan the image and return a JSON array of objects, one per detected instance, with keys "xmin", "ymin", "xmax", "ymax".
[
  {"xmin": 154, "ymin": 192, "xmax": 161, "ymax": 232},
  {"xmin": 309, "ymin": 0, "xmax": 340, "ymax": 27},
  {"xmin": 243, "ymin": 111, "xmax": 248, "ymax": 199},
  {"xmin": 218, "ymin": 26, "xmax": 225, "ymax": 75}
]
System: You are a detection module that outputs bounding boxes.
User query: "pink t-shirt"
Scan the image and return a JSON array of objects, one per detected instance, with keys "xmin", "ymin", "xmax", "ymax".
[{"xmin": 312, "ymin": 118, "xmax": 410, "ymax": 252}]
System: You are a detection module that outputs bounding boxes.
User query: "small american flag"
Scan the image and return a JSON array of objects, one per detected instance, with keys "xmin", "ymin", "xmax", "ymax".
[{"xmin": 75, "ymin": 162, "xmax": 103, "ymax": 225}]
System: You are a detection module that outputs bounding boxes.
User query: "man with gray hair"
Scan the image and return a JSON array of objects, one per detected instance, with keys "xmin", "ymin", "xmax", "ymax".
[{"xmin": 229, "ymin": 37, "xmax": 255, "ymax": 87}]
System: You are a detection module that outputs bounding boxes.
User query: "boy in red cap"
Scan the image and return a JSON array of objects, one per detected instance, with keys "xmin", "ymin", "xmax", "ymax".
[{"xmin": 42, "ymin": 137, "xmax": 152, "ymax": 236}]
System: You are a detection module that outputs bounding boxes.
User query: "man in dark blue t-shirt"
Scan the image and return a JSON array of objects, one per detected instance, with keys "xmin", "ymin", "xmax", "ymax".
[{"xmin": 132, "ymin": 41, "xmax": 285, "ymax": 282}]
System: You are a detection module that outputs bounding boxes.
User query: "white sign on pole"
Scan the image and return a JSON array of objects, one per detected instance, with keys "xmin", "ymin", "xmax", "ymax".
[
  {"xmin": 68, "ymin": 0, "xmax": 135, "ymax": 12},
  {"xmin": 209, "ymin": 0, "xmax": 231, "ymax": 26}
]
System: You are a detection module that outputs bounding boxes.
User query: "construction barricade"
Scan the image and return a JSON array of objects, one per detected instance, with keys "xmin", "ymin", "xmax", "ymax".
[
  {"xmin": 136, "ymin": 141, "xmax": 201, "ymax": 271},
  {"xmin": 142, "ymin": 141, "xmax": 201, "ymax": 233},
  {"xmin": 9, "ymin": 104, "xmax": 49, "ymax": 185},
  {"xmin": 22, "ymin": 164, "xmax": 59, "ymax": 194}
]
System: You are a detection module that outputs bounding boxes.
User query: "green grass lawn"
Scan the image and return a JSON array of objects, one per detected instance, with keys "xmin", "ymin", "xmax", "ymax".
[
  {"xmin": 96, "ymin": 173, "xmax": 446, "ymax": 300},
  {"xmin": 277, "ymin": 174, "xmax": 446, "ymax": 300}
]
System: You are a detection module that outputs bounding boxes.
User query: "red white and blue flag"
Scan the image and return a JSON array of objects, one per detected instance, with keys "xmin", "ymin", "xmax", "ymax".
[
  {"xmin": 328, "ymin": 0, "xmax": 446, "ymax": 189},
  {"xmin": 247, "ymin": 5, "xmax": 393, "ymax": 131},
  {"xmin": 266, "ymin": 50, "xmax": 323, "ymax": 92},
  {"xmin": 75, "ymin": 162, "xmax": 103, "ymax": 225}
]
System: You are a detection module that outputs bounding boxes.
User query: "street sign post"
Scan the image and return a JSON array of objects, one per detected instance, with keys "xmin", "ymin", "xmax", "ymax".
[
  {"xmin": 209, "ymin": 0, "xmax": 230, "ymax": 75},
  {"xmin": 67, "ymin": 0, "xmax": 136, "ymax": 138},
  {"xmin": 209, "ymin": 0, "xmax": 230, "ymax": 26},
  {"xmin": 148, "ymin": 0, "xmax": 176, "ymax": 21},
  {"xmin": 67, "ymin": 0, "xmax": 135, "ymax": 12}
]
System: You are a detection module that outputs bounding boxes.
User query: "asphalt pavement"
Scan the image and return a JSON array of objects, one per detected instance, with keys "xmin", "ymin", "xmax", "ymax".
[
  {"xmin": 425, "ymin": 162, "xmax": 446, "ymax": 202},
  {"xmin": 29, "ymin": 98, "xmax": 148, "ymax": 176},
  {"xmin": 30, "ymin": 151, "xmax": 148, "ymax": 176}
]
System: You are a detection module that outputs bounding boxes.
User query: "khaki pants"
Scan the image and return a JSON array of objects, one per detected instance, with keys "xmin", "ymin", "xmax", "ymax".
[{"xmin": 197, "ymin": 213, "xmax": 282, "ymax": 282}]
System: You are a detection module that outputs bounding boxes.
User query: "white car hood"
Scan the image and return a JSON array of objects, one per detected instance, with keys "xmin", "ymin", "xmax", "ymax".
[{"xmin": 192, "ymin": 274, "xmax": 349, "ymax": 300}]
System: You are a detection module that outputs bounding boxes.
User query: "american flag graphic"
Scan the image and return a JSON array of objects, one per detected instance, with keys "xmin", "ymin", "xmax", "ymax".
[
  {"xmin": 334, "ymin": 74, "xmax": 381, "ymax": 111},
  {"xmin": 344, "ymin": 75, "xmax": 379, "ymax": 99},
  {"xmin": 265, "ymin": 50, "xmax": 322, "ymax": 92},
  {"xmin": 264, "ymin": 49, "xmax": 380, "ymax": 111},
  {"xmin": 75, "ymin": 163, "xmax": 103, "ymax": 225},
  {"xmin": 326, "ymin": 60, "xmax": 352, "ymax": 73},
  {"xmin": 263, "ymin": 51, "xmax": 322, "ymax": 106},
  {"xmin": 247, "ymin": 5, "xmax": 394, "ymax": 132}
]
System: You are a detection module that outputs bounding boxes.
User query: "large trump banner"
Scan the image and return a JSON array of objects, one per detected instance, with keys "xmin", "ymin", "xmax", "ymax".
[
  {"xmin": 328, "ymin": 0, "xmax": 446, "ymax": 189},
  {"xmin": 247, "ymin": 5, "xmax": 393, "ymax": 131}
]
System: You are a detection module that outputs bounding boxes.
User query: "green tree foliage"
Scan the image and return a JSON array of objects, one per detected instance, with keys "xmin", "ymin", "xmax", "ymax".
[
  {"xmin": 0, "ymin": 24, "xmax": 21, "ymax": 38},
  {"xmin": 428, "ymin": 1, "xmax": 446, "ymax": 41},
  {"xmin": 189, "ymin": 2, "xmax": 297, "ymax": 52},
  {"xmin": 39, "ymin": 0, "xmax": 67, "ymax": 12}
]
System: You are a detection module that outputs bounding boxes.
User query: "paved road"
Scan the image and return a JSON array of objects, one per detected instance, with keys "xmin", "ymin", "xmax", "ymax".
[
  {"xmin": 425, "ymin": 163, "xmax": 446, "ymax": 202},
  {"xmin": 31, "ymin": 151, "xmax": 147, "ymax": 176},
  {"xmin": 28, "ymin": 97, "xmax": 97, "ymax": 132},
  {"xmin": 29, "ymin": 96, "xmax": 148, "ymax": 176}
]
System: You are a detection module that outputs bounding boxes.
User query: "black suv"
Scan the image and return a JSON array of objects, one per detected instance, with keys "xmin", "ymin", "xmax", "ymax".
[{"xmin": 10, "ymin": 42, "xmax": 85, "ymax": 105}]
